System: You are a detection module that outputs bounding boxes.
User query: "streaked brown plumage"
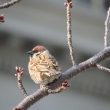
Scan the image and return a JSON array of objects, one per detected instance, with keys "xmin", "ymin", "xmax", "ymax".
[{"xmin": 28, "ymin": 45, "xmax": 61, "ymax": 86}]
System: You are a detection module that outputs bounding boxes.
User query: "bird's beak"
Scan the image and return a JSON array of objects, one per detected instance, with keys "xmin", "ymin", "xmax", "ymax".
[{"xmin": 26, "ymin": 51, "xmax": 34, "ymax": 56}]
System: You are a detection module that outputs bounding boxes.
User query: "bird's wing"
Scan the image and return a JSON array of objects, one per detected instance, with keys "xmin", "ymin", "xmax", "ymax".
[{"xmin": 38, "ymin": 56, "xmax": 61, "ymax": 76}]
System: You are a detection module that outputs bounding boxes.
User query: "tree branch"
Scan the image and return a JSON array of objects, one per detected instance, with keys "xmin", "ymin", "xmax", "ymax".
[
  {"xmin": 65, "ymin": 0, "xmax": 76, "ymax": 65},
  {"xmin": 104, "ymin": 7, "xmax": 110, "ymax": 47},
  {"xmin": 13, "ymin": 47, "xmax": 110, "ymax": 110},
  {"xmin": 15, "ymin": 66, "xmax": 28, "ymax": 97},
  {"xmin": 0, "ymin": 0, "xmax": 22, "ymax": 9},
  {"xmin": 96, "ymin": 64, "xmax": 110, "ymax": 73}
]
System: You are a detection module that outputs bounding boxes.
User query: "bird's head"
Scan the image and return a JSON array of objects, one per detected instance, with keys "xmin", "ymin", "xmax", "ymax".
[{"xmin": 27, "ymin": 45, "xmax": 47, "ymax": 58}]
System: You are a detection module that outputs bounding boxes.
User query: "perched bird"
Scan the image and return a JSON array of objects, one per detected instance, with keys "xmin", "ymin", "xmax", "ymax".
[{"xmin": 27, "ymin": 45, "xmax": 61, "ymax": 87}]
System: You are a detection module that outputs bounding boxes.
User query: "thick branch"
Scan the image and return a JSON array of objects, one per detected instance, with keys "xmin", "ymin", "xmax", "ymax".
[
  {"xmin": 0, "ymin": 0, "xmax": 22, "ymax": 9},
  {"xmin": 13, "ymin": 47, "xmax": 110, "ymax": 110}
]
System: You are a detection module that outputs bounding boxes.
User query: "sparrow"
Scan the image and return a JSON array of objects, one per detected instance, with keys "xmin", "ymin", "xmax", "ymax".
[{"xmin": 27, "ymin": 45, "xmax": 61, "ymax": 87}]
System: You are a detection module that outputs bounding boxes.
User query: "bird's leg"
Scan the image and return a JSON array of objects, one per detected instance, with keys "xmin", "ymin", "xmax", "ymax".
[{"xmin": 60, "ymin": 80, "xmax": 70, "ymax": 91}]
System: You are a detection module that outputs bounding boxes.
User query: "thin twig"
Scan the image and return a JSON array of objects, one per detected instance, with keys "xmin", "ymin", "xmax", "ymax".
[
  {"xmin": 65, "ymin": 0, "xmax": 76, "ymax": 65},
  {"xmin": 13, "ymin": 47, "xmax": 110, "ymax": 110},
  {"xmin": 15, "ymin": 66, "xmax": 28, "ymax": 97},
  {"xmin": 96, "ymin": 64, "xmax": 110, "ymax": 73},
  {"xmin": 104, "ymin": 7, "xmax": 110, "ymax": 47},
  {"xmin": 0, "ymin": 0, "xmax": 22, "ymax": 9}
]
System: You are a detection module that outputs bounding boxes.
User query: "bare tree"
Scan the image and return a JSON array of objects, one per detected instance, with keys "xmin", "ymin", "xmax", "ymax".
[{"xmin": 0, "ymin": 0, "xmax": 110, "ymax": 110}]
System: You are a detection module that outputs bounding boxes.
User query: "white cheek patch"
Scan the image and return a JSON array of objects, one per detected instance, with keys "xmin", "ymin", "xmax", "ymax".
[
  {"xmin": 29, "ymin": 54, "xmax": 36, "ymax": 60},
  {"xmin": 33, "ymin": 54, "xmax": 37, "ymax": 58},
  {"xmin": 33, "ymin": 52, "xmax": 41, "ymax": 58},
  {"xmin": 29, "ymin": 53, "xmax": 38, "ymax": 60}
]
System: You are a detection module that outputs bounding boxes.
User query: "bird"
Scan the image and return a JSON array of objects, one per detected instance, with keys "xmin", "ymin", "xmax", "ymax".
[{"xmin": 27, "ymin": 45, "xmax": 61, "ymax": 88}]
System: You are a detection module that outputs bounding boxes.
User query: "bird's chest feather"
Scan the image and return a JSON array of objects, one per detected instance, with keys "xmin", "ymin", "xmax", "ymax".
[
  {"xmin": 28, "ymin": 52, "xmax": 60, "ymax": 85},
  {"xmin": 29, "ymin": 54, "xmax": 53, "ymax": 71}
]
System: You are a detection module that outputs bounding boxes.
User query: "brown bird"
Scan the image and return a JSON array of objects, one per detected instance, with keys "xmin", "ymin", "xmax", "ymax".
[{"xmin": 27, "ymin": 45, "xmax": 61, "ymax": 88}]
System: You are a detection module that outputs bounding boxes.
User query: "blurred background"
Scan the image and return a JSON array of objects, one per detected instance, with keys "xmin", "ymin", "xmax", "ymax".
[{"xmin": 0, "ymin": 0, "xmax": 110, "ymax": 110}]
